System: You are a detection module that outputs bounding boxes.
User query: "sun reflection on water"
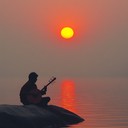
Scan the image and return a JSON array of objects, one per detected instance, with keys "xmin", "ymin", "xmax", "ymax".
[{"xmin": 60, "ymin": 80, "xmax": 77, "ymax": 113}]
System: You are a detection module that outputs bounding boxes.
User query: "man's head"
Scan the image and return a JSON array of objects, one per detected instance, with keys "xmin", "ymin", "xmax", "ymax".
[{"xmin": 28, "ymin": 72, "xmax": 38, "ymax": 82}]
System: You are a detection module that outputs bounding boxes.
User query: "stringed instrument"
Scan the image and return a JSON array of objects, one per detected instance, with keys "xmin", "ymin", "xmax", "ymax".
[{"xmin": 27, "ymin": 77, "xmax": 56, "ymax": 104}]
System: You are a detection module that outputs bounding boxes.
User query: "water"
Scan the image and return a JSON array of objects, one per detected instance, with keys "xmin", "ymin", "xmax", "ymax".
[{"xmin": 0, "ymin": 77, "xmax": 128, "ymax": 128}]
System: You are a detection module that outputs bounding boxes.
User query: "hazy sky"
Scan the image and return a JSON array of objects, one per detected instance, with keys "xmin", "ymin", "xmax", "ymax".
[{"xmin": 0, "ymin": 0, "xmax": 128, "ymax": 78}]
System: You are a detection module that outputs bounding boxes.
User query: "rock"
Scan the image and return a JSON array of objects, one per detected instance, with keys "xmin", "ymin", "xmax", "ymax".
[{"xmin": 0, "ymin": 104, "xmax": 84, "ymax": 128}]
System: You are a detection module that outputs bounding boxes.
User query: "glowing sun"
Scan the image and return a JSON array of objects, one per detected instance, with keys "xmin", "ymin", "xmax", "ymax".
[{"xmin": 61, "ymin": 27, "xmax": 74, "ymax": 39}]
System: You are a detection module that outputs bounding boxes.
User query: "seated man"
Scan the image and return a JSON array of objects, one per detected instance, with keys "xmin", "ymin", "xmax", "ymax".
[{"xmin": 20, "ymin": 72, "xmax": 50, "ymax": 107}]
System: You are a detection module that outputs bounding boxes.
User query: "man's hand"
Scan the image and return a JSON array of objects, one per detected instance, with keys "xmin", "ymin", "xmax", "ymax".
[{"xmin": 42, "ymin": 86, "xmax": 47, "ymax": 95}]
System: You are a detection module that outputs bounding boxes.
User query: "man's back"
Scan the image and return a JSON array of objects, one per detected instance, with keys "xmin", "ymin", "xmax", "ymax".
[{"xmin": 20, "ymin": 81, "xmax": 37, "ymax": 105}]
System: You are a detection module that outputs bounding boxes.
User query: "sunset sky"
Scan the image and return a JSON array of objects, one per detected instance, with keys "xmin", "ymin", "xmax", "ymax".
[{"xmin": 0, "ymin": 0, "xmax": 128, "ymax": 78}]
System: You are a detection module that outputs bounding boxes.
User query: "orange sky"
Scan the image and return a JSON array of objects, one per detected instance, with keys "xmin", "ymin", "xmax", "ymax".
[{"xmin": 0, "ymin": 0, "xmax": 128, "ymax": 78}]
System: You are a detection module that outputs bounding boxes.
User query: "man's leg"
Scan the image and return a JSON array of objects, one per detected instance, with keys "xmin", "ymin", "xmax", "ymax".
[{"xmin": 41, "ymin": 97, "xmax": 51, "ymax": 106}]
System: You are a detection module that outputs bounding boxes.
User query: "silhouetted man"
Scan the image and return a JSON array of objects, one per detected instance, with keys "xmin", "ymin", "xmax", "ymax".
[{"xmin": 20, "ymin": 72, "xmax": 50, "ymax": 107}]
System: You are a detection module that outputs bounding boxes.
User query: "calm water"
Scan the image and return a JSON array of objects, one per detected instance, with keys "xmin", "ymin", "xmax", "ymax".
[{"xmin": 0, "ymin": 77, "xmax": 128, "ymax": 128}]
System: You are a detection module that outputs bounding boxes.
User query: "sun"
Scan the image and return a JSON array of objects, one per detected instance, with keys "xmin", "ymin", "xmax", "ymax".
[{"xmin": 61, "ymin": 27, "xmax": 74, "ymax": 39}]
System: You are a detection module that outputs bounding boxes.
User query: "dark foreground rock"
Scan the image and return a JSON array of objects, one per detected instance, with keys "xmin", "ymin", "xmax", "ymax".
[{"xmin": 0, "ymin": 104, "xmax": 84, "ymax": 128}]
